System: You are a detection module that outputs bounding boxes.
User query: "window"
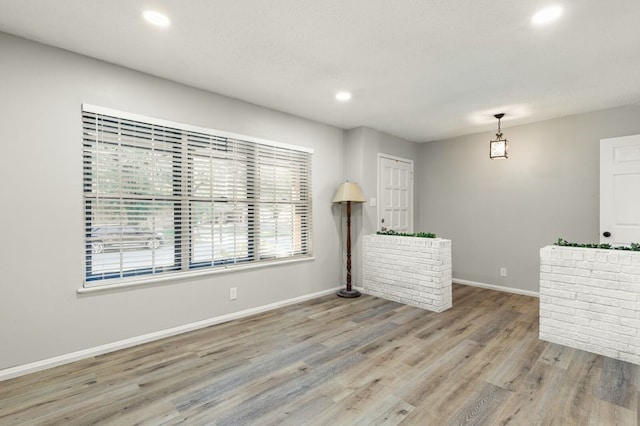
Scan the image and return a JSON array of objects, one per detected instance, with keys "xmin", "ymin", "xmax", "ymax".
[{"xmin": 82, "ymin": 105, "xmax": 312, "ymax": 287}]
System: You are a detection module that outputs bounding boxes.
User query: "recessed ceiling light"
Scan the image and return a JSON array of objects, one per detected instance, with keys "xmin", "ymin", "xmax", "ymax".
[
  {"xmin": 531, "ymin": 5, "xmax": 563, "ymax": 26},
  {"xmin": 335, "ymin": 92, "xmax": 352, "ymax": 102},
  {"xmin": 143, "ymin": 10, "xmax": 170, "ymax": 27}
]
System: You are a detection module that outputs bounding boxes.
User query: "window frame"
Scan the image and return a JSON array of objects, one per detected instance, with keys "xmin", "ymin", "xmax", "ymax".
[{"xmin": 82, "ymin": 104, "xmax": 313, "ymax": 289}]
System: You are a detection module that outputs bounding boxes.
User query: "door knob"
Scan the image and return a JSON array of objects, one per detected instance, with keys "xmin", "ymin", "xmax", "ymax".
[{"xmin": 603, "ymin": 231, "xmax": 611, "ymax": 238}]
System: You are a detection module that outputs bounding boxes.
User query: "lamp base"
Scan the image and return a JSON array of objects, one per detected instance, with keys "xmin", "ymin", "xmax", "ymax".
[{"xmin": 337, "ymin": 288, "xmax": 361, "ymax": 298}]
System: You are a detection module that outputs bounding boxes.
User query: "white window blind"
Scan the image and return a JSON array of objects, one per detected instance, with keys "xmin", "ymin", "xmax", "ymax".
[{"xmin": 82, "ymin": 105, "xmax": 312, "ymax": 286}]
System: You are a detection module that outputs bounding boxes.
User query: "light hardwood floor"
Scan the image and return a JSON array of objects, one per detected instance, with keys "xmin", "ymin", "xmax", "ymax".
[{"xmin": 1, "ymin": 284, "xmax": 638, "ymax": 425}]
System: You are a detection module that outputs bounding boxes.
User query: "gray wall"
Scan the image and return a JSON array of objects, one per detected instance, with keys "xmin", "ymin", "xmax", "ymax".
[
  {"xmin": 418, "ymin": 105, "xmax": 640, "ymax": 293},
  {"xmin": 0, "ymin": 33, "xmax": 345, "ymax": 370},
  {"xmin": 344, "ymin": 127, "xmax": 420, "ymax": 287},
  {"xmin": 3, "ymin": 29, "xmax": 639, "ymax": 371}
]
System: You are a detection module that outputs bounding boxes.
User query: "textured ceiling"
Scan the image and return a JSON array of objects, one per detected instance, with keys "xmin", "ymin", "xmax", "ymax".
[{"xmin": 1, "ymin": 0, "xmax": 639, "ymax": 142}]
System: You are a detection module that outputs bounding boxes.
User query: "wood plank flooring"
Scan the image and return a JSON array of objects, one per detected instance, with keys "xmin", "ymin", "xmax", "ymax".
[{"xmin": 1, "ymin": 284, "xmax": 638, "ymax": 425}]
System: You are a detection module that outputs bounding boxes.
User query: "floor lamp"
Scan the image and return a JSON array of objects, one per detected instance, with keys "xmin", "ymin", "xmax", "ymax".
[{"xmin": 333, "ymin": 181, "xmax": 366, "ymax": 298}]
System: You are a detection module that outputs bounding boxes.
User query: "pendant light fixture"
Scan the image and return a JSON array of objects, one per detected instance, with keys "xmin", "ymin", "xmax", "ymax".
[{"xmin": 490, "ymin": 113, "xmax": 508, "ymax": 159}]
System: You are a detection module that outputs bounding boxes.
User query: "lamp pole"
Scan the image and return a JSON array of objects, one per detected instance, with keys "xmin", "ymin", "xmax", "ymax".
[
  {"xmin": 346, "ymin": 200, "xmax": 352, "ymax": 292},
  {"xmin": 339, "ymin": 200, "xmax": 360, "ymax": 297}
]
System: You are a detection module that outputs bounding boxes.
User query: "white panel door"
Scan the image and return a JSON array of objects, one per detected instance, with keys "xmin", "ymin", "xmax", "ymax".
[
  {"xmin": 600, "ymin": 134, "xmax": 640, "ymax": 245},
  {"xmin": 378, "ymin": 155, "xmax": 413, "ymax": 233}
]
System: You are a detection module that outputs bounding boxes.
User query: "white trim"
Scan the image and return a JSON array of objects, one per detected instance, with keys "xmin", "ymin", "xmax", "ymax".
[
  {"xmin": 377, "ymin": 153, "xmax": 415, "ymax": 163},
  {"xmin": 80, "ymin": 256, "xmax": 315, "ymax": 294},
  {"xmin": 0, "ymin": 287, "xmax": 339, "ymax": 382},
  {"xmin": 81, "ymin": 103, "xmax": 314, "ymax": 154},
  {"xmin": 453, "ymin": 278, "xmax": 539, "ymax": 298},
  {"xmin": 376, "ymin": 153, "xmax": 414, "ymax": 233}
]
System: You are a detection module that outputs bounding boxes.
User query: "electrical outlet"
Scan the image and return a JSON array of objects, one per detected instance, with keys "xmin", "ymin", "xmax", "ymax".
[
  {"xmin": 229, "ymin": 287, "xmax": 237, "ymax": 300},
  {"xmin": 500, "ymin": 267, "xmax": 507, "ymax": 277}
]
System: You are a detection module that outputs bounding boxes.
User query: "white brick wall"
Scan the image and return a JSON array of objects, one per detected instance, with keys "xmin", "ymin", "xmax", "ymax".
[
  {"xmin": 362, "ymin": 234, "xmax": 452, "ymax": 312},
  {"xmin": 539, "ymin": 245, "xmax": 640, "ymax": 365}
]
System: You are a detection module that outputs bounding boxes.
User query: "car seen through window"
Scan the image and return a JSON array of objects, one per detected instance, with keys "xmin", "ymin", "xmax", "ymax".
[{"xmin": 90, "ymin": 225, "xmax": 164, "ymax": 254}]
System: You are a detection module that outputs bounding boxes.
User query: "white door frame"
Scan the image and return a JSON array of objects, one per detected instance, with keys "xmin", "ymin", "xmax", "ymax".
[{"xmin": 377, "ymin": 153, "xmax": 414, "ymax": 233}]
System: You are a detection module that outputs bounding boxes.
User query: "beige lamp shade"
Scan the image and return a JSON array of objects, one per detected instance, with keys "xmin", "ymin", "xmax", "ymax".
[{"xmin": 332, "ymin": 181, "xmax": 366, "ymax": 203}]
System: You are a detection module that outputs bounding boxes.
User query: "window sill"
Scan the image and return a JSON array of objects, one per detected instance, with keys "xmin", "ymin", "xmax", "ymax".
[{"xmin": 77, "ymin": 256, "xmax": 315, "ymax": 295}]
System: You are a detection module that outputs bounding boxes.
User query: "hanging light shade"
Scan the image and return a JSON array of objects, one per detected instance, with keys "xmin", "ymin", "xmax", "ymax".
[{"xmin": 490, "ymin": 113, "xmax": 508, "ymax": 159}]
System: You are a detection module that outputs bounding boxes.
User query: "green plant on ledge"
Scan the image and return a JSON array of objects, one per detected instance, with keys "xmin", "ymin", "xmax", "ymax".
[
  {"xmin": 555, "ymin": 238, "xmax": 640, "ymax": 251},
  {"xmin": 377, "ymin": 230, "xmax": 436, "ymax": 238}
]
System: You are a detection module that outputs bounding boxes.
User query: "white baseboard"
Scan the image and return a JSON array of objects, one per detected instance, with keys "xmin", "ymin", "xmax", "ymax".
[
  {"xmin": 453, "ymin": 278, "xmax": 539, "ymax": 298},
  {"xmin": 0, "ymin": 287, "xmax": 340, "ymax": 382}
]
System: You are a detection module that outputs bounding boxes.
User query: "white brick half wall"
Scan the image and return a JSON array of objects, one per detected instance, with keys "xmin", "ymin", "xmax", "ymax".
[
  {"xmin": 362, "ymin": 234, "xmax": 452, "ymax": 312},
  {"xmin": 539, "ymin": 245, "xmax": 640, "ymax": 365}
]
